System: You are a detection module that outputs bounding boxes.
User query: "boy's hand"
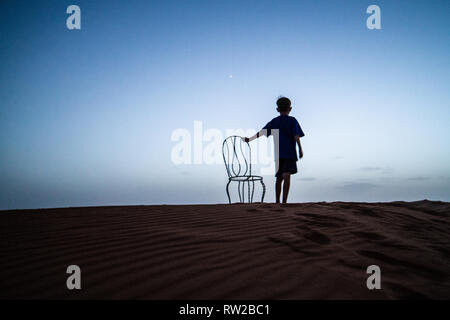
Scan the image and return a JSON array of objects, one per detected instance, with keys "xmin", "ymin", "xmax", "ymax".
[
  {"xmin": 242, "ymin": 137, "xmax": 250, "ymax": 143},
  {"xmin": 299, "ymin": 150, "xmax": 304, "ymax": 159}
]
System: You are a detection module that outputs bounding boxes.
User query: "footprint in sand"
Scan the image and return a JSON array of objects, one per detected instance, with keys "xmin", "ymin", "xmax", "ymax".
[
  {"xmin": 355, "ymin": 206, "xmax": 381, "ymax": 217},
  {"xmin": 351, "ymin": 231, "xmax": 386, "ymax": 241},
  {"xmin": 294, "ymin": 225, "xmax": 331, "ymax": 245},
  {"xmin": 302, "ymin": 229, "xmax": 331, "ymax": 245},
  {"xmin": 295, "ymin": 212, "xmax": 346, "ymax": 228},
  {"xmin": 267, "ymin": 233, "xmax": 323, "ymax": 256}
]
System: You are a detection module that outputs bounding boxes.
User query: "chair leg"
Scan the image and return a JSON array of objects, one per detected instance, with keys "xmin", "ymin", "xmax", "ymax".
[
  {"xmin": 237, "ymin": 181, "xmax": 242, "ymax": 203},
  {"xmin": 247, "ymin": 181, "xmax": 251, "ymax": 203},
  {"xmin": 251, "ymin": 180, "xmax": 255, "ymax": 203},
  {"xmin": 242, "ymin": 181, "xmax": 250, "ymax": 203},
  {"xmin": 260, "ymin": 179, "xmax": 266, "ymax": 203},
  {"xmin": 226, "ymin": 180, "xmax": 231, "ymax": 204}
]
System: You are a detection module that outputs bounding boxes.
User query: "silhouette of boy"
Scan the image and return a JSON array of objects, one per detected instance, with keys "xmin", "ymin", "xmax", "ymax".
[{"xmin": 244, "ymin": 97, "xmax": 304, "ymax": 203}]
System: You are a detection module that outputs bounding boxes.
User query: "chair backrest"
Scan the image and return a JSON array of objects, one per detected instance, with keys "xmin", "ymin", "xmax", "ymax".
[{"xmin": 222, "ymin": 136, "xmax": 252, "ymax": 178}]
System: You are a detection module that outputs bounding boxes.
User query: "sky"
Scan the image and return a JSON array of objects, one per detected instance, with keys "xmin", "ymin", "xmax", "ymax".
[{"xmin": 0, "ymin": 0, "xmax": 449, "ymax": 209}]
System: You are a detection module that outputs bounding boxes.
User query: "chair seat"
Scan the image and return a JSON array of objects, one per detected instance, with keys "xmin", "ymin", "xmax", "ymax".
[{"xmin": 230, "ymin": 175, "xmax": 263, "ymax": 182}]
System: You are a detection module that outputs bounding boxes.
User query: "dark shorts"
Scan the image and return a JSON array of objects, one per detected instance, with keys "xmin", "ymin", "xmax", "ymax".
[{"xmin": 275, "ymin": 158, "xmax": 298, "ymax": 178}]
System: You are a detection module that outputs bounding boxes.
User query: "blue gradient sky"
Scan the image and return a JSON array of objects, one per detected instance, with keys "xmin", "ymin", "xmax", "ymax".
[{"xmin": 1, "ymin": 0, "xmax": 449, "ymax": 209}]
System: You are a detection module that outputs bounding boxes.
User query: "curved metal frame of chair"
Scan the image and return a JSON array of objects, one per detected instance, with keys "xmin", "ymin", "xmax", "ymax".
[{"xmin": 222, "ymin": 136, "xmax": 266, "ymax": 204}]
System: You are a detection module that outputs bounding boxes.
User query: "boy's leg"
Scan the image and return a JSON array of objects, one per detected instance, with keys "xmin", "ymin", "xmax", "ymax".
[
  {"xmin": 282, "ymin": 172, "xmax": 291, "ymax": 203},
  {"xmin": 275, "ymin": 177, "xmax": 283, "ymax": 204}
]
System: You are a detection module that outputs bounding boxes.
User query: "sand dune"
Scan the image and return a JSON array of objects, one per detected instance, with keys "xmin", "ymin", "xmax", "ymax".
[{"xmin": 0, "ymin": 200, "xmax": 449, "ymax": 299}]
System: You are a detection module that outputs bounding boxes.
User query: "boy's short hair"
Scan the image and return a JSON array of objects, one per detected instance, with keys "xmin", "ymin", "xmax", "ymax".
[{"xmin": 276, "ymin": 96, "xmax": 291, "ymax": 112}]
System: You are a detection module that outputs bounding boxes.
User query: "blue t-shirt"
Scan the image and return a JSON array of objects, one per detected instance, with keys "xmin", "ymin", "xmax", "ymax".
[{"xmin": 262, "ymin": 115, "xmax": 305, "ymax": 160}]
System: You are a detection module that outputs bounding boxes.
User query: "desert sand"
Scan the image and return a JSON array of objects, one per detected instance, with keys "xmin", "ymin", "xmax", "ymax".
[{"xmin": 0, "ymin": 200, "xmax": 449, "ymax": 299}]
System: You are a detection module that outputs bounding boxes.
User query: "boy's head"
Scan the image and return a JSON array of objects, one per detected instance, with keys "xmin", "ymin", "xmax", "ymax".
[{"xmin": 276, "ymin": 96, "xmax": 292, "ymax": 114}]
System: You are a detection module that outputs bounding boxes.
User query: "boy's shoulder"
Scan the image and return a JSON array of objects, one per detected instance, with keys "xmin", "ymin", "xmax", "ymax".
[
  {"xmin": 270, "ymin": 115, "xmax": 281, "ymax": 121},
  {"xmin": 271, "ymin": 115, "xmax": 298, "ymax": 122},
  {"xmin": 271, "ymin": 114, "xmax": 295, "ymax": 119},
  {"xmin": 265, "ymin": 115, "xmax": 300, "ymax": 128}
]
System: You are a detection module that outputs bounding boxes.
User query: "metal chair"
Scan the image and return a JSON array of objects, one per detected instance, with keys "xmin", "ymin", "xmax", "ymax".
[{"xmin": 222, "ymin": 136, "xmax": 265, "ymax": 204}]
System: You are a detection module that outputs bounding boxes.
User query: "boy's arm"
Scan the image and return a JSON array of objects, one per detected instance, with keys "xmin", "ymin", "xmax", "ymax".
[
  {"xmin": 243, "ymin": 129, "xmax": 267, "ymax": 142},
  {"xmin": 295, "ymin": 135, "xmax": 304, "ymax": 158}
]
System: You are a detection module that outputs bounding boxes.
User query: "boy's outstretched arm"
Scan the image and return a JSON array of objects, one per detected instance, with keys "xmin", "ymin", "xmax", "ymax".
[
  {"xmin": 243, "ymin": 130, "xmax": 267, "ymax": 143},
  {"xmin": 295, "ymin": 135, "xmax": 304, "ymax": 159}
]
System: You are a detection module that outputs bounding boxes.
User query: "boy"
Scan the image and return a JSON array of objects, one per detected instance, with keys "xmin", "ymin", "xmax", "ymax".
[{"xmin": 244, "ymin": 97, "xmax": 305, "ymax": 204}]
